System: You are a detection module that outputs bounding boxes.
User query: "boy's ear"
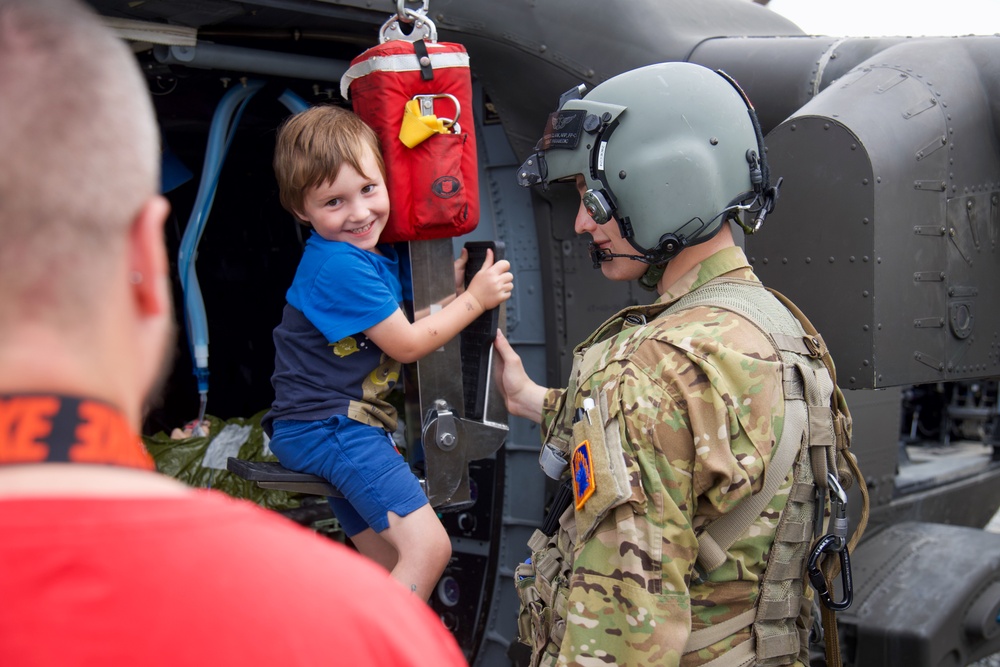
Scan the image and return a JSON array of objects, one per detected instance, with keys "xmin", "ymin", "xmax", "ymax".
[
  {"xmin": 289, "ymin": 205, "xmax": 310, "ymax": 226},
  {"xmin": 291, "ymin": 211, "xmax": 314, "ymax": 229}
]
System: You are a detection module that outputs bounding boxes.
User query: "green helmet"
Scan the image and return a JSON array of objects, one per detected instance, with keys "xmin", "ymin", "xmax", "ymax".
[{"xmin": 518, "ymin": 62, "xmax": 779, "ymax": 266}]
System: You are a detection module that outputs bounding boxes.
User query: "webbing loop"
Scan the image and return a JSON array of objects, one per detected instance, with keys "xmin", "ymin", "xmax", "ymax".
[{"xmin": 686, "ymin": 609, "xmax": 757, "ymax": 652}]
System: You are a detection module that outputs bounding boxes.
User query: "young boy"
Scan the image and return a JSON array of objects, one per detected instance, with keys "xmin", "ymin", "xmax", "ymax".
[{"xmin": 264, "ymin": 105, "xmax": 513, "ymax": 601}]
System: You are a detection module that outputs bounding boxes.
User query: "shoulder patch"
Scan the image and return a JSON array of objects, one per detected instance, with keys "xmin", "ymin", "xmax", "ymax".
[{"xmin": 572, "ymin": 440, "xmax": 596, "ymax": 509}]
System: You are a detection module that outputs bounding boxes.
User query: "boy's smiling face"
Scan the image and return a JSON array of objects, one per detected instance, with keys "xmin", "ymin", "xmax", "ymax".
[{"xmin": 296, "ymin": 147, "xmax": 390, "ymax": 252}]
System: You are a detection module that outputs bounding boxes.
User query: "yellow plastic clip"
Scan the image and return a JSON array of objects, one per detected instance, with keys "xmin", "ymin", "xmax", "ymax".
[{"xmin": 398, "ymin": 94, "xmax": 461, "ymax": 148}]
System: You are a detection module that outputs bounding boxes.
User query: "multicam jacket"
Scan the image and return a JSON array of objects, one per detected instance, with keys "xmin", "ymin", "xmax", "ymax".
[{"xmin": 526, "ymin": 246, "xmax": 804, "ymax": 667}]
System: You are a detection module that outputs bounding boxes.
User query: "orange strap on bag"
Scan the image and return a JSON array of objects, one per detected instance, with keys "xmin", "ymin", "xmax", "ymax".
[{"xmin": 341, "ymin": 28, "xmax": 479, "ymax": 243}]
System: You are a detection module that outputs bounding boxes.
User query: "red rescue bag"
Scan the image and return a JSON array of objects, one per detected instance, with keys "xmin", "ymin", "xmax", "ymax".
[{"xmin": 342, "ymin": 39, "xmax": 479, "ymax": 243}]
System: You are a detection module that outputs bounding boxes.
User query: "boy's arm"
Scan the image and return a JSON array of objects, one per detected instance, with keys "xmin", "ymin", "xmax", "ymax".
[{"xmin": 366, "ymin": 250, "xmax": 512, "ymax": 364}]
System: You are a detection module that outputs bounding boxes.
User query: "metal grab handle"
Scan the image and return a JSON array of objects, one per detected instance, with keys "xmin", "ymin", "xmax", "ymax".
[{"xmin": 413, "ymin": 93, "xmax": 461, "ymax": 127}]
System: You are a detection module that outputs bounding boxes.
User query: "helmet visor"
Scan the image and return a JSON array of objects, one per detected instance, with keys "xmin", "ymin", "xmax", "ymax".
[{"xmin": 517, "ymin": 99, "xmax": 626, "ymax": 190}]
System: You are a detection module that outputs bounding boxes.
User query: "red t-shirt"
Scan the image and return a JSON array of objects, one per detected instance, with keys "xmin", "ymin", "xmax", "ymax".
[{"xmin": 0, "ymin": 489, "xmax": 468, "ymax": 666}]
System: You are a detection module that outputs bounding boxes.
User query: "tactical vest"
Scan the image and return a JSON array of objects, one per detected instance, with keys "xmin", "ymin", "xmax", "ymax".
[{"xmin": 515, "ymin": 277, "xmax": 866, "ymax": 667}]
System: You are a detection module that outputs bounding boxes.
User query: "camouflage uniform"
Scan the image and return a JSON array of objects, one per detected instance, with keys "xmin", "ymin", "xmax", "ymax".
[{"xmin": 520, "ymin": 245, "xmax": 806, "ymax": 667}]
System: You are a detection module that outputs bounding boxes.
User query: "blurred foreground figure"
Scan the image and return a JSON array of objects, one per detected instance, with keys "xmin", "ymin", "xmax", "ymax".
[{"xmin": 0, "ymin": 1, "xmax": 467, "ymax": 664}]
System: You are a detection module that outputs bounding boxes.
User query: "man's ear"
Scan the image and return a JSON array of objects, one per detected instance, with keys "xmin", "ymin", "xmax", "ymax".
[{"xmin": 128, "ymin": 195, "xmax": 171, "ymax": 317}]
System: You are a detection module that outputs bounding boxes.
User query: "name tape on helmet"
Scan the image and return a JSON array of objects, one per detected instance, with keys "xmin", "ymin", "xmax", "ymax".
[{"xmin": 538, "ymin": 110, "xmax": 585, "ymax": 150}]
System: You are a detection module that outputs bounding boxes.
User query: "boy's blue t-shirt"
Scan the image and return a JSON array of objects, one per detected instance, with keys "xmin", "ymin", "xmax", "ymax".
[{"xmin": 265, "ymin": 232, "xmax": 403, "ymax": 435}]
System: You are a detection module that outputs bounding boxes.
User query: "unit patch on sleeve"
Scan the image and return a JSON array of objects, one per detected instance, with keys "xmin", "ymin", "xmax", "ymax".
[{"xmin": 572, "ymin": 439, "xmax": 596, "ymax": 509}]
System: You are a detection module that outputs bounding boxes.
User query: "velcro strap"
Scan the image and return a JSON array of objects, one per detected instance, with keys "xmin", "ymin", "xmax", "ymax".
[
  {"xmin": 685, "ymin": 609, "xmax": 756, "ymax": 653},
  {"xmin": 775, "ymin": 519, "xmax": 812, "ymax": 544},
  {"xmin": 789, "ymin": 482, "xmax": 815, "ymax": 503},
  {"xmin": 534, "ymin": 575, "xmax": 552, "ymax": 603},
  {"xmin": 758, "ymin": 632, "xmax": 802, "ymax": 660},
  {"xmin": 808, "ymin": 405, "xmax": 835, "ymax": 448},
  {"xmin": 697, "ymin": 531, "xmax": 729, "ymax": 573},
  {"xmin": 757, "ymin": 595, "xmax": 802, "ymax": 620},
  {"xmin": 534, "ymin": 550, "xmax": 561, "ymax": 583},
  {"xmin": 699, "ymin": 637, "xmax": 756, "ymax": 667},
  {"xmin": 560, "ymin": 505, "xmax": 579, "ymax": 544},
  {"xmin": 783, "ymin": 365, "xmax": 804, "ymax": 400},
  {"xmin": 761, "ymin": 557, "xmax": 808, "ymax": 582},
  {"xmin": 413, "ymin": 39, "xmax": 433, "ymax": 80},
  {"xmin": 528, "ymin": 528, "xmax": 549, "ymax": 552},
  {"xmin": 811, "ymin": 447, "xmax": 830, "ymax": 490},
  {"xmin": 834, "ymin": 412, "xmax": 851, "ymax": 451},
  {"xmin": 771, "ymin": 332, "xmax": 813, "ymax": 357}
]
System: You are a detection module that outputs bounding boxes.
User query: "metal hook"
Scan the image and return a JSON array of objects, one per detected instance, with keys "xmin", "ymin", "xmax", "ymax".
[
  {"xmin": 827, "ymin": 472, "xmax": 847, "ymax": 506},
  {"xmin": 807, "ymin": 534, "xmax": 854, "ymax": 611},
  {"xmin": 396, "ymin": 0, "xmax": 429, "ymax": 22},
  {"xmin": 826, "ymin": 472, "xmax": 849, "ymax": 549},
  {"xmin": 378, "ymin": 12, "xmax": 437, "ymax": 43},
  {"xmin": 381, "ymin": 0, "xmax": 436, "ymax": 42}
]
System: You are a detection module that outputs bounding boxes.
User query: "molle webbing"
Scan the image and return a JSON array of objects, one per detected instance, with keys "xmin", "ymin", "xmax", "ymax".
[
  {"xmin": 516, "ymin": 509, "xmax": 578, "ymax": 666},
  {"xmin": 669, "ymin": 279, "xmax": 836, "ymax": 667}
]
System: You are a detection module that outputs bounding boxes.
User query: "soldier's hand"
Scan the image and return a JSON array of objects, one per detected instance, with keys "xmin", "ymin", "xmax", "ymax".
[{"xmin": 493, "ymin": 330, "xmax": 546, "ymax": 424}]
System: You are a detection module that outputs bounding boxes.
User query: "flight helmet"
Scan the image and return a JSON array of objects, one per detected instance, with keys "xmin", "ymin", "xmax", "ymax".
[{"xmin": 518, "ymin": 62, "xmax": 779, "ymax": 268}]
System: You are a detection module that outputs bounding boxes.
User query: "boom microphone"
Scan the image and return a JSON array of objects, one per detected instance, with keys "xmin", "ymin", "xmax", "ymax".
[{"xmin": 589, "ymin": 243, "xmax": 654, "ymax": 267}]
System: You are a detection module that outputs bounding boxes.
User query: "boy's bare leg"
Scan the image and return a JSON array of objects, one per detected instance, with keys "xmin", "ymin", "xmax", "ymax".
[
  {"xmin": 349, "ymin": 529, "xmax": 399, "ymax": 572},
  {"xmin": 378, "ymin": 505, "xmax": 452, "ymax": 601}
]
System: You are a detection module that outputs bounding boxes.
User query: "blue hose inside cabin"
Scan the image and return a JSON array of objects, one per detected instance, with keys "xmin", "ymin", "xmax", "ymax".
[{"xmin": 177, "ymin": 80, "xmax": 265, "ymax": 431}]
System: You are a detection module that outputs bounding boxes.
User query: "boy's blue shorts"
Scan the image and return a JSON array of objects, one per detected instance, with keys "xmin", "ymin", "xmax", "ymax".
[{"xmin": 269, "ymin": 414, "xmax": 427, "ymax": 537}]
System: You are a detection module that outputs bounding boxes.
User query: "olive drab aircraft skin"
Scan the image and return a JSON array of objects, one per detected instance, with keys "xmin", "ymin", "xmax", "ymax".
[{"xmin": 88, "ymin": 0, "xmax": 1000, "ymax": 664}]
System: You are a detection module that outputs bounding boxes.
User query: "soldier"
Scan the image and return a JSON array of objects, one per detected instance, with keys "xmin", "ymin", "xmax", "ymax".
[{"xmin": 494, "ymin": 62, "xmax": 859, "ymax": 667}]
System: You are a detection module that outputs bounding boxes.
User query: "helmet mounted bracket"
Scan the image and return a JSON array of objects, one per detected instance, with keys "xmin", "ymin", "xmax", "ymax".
[{"xmin": 715, "ymin": 69, "xmax": 782, "ymax": 235}]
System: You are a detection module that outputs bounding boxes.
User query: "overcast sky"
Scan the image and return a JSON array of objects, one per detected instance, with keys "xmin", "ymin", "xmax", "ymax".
[{"xmin": 766, "ymin": 0, "xmax": 1000, "ymax": 37}]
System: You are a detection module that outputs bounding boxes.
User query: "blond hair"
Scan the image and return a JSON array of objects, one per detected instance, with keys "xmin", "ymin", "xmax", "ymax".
[
  {"xmin": 0, "ymin": 0, "xmax": 160, "ymax": 328},
  {"xmin": 273, "ymin": 105, "xmax": 385, "ymax": 223}
]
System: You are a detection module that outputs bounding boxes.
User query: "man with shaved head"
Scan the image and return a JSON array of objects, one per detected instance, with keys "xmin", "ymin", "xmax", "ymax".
[{"xmin": 0, "ymin": 1, "xmax": 467, "ymax": 664}]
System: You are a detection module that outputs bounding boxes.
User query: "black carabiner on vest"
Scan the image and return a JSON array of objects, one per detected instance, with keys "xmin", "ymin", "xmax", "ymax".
[{"xmin": 807, "ymin": 533, "xmax": 854, "ymax": 611}]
